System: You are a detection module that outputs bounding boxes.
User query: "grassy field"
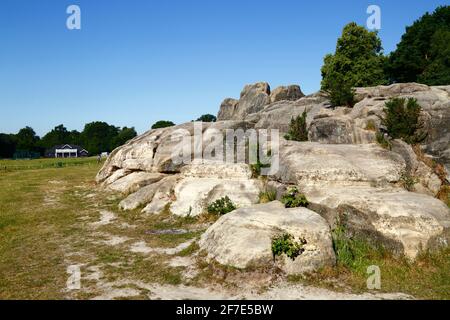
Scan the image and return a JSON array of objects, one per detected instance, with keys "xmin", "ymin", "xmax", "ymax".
[
  {"xmin": 0, "ymin": 157, "xmax": 99, "ymax": 172},
  {"xmin": 0, "ymin": 159, "xmax": 449, "ymax": 299},
  {"xmin": 0, "ymin": 160, "xmax": 204, "ymax": 299}
]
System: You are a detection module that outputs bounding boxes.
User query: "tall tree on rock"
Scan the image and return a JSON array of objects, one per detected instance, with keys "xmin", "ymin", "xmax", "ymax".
[{"xmin": 321, "ymin": 22, "xmax": 387, "ymax": 106}]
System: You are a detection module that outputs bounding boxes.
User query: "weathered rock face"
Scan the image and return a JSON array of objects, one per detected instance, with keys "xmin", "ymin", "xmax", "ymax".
[
  {"xmin": 169, "ymin": 164, "xmax": 262, "ymax": 216},
  {"xmin": 119, "ymin": 175, "xmax": 178, "ymax": 211},
  {"xmin": 217, "ymin": 98, "xmax": 239, "ymax": 121},
  {"xmin": 271, "ymin": 140, "xmax": 450, "ymax": 258},
  {"xmin": 98, "ymin": 81, "xmax": 450, "ymax": 264},
  {"xmin": 107, "ymin": 172, "xmax": 166, "ymax": 194},
  {"xmin": 250, "ymin": 95, "xmax": 328, "ymax": 133},
  {"xmin": 270, "ymin": 85, "xmax": 305, "ymax": 103},
  {"xmin": 308, "ymin": 83, "xmax": 450, "ymax": 175},
  {"xmin": 305, "ymin": 186, "xmax": 450, "ymax": 259},
  {"xmin": 216, "ymin": 82, "xmax": 271, "ymax": 121},
  {"xmin": 199, "ymin": 201, "xmax": 336, "ymax": 275},
  {"xmin": 275, "ymin": 141, "xmax": 406, "ymax": 187},
  {"xmin": 96, "ymin": 120, "xmax": 253, "ymax": 183}
]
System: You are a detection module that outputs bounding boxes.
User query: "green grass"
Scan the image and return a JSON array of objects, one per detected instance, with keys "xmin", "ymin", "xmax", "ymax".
[
  {"xmin": 0, "ymin": 165, "xmax": 102, "ymax": 299},
  {"xmin": 0, "ymin": 157, "xmax": 101, "ymax": 172},
  {"xmin": 0, "ymin": 159, "xmax": 211, "ymax": 299}
]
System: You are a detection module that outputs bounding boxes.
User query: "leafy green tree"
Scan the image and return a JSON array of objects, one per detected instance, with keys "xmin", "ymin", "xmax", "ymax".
[
  {"xmin": 386, "ymin": 6, "xmax": 450, "ymax": 85},
  {"xmin": 68, "ymin": 130, "xmax": 82, "ymax": 146},
  {"xmin": 112, "ymin": 127, "xmax": 137, "ymax": 149},
  {"xmin": 151, "ymin": 120, "xmax": 175, "ymax": 129},
  {"xmin": 418, "ymin": 29, "xmax": 450, "ymax": 85},
  {"xmin": 321, "ymin": 22, "xmax": 387, "ymax": 92},
  {"xmin": 81, "ymin": 122, "xmax": 119, "ymax": 155},
  {"xmin": 196, "ymin": 114, "xmax": 217, "ymax": 122},
  {"xmin": 39, "ymin": 124, "xmax": 71, "ymax": 149},
  {"xmin": 15, "ymin": 126, "xmax": 41, "ymax": 153},
  {"xmin": 0, "ymin": 134, "xmax": 17, "ymax": 158}
]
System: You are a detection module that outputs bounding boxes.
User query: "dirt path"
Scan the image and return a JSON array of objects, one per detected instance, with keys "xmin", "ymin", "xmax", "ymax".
[{"xmin": 58, "ymin": 182, "xmax": 412, "ymax": 300}]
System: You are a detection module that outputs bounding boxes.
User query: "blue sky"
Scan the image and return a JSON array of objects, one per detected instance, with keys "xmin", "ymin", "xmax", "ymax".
[{"xmin": 0, "ymin": 0, "xmax": 448, "ymax": 136}]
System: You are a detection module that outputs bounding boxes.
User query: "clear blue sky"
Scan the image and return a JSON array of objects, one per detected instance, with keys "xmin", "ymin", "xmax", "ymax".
[{"xmin": 0, "ymin": 0, "xmax": 448, "ymax": 136}]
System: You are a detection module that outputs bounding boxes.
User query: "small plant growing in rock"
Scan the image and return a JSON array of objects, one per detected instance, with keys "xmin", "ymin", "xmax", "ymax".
[
  {"xmin": 376, "ymin": 132, "xmax": 392, "ymax": 150},
  {"xmin": 281, "ymin": 187, "xmax": 309, "ymax": 208},
  {"xmin": 271, "ymin": 233, "xmax": 307, "ymax": 261},
  {"xmin": 365, "ymin": 119, "xmax": 377, "ymax": 131},
  {"xmin": 285, "ymin": 110, "xmax": 309, "ymax": 142},
  {"xmin": 207, "ymin": 196, "xmax": 236, "ymax": 215},
  {"xmin": 380, "ymin": 97, "xmax": 427, "ymax": 144},
  {"xmin": 259, "ymin": 187, "xmax": 278, "ymax": 203},
  {"xmin": 249, "ymin": 140, "xmax": 271, "ymax": 178},
  {"xmin": 400, "ymin": 171, "xmax": 419, "ymax": 191}
]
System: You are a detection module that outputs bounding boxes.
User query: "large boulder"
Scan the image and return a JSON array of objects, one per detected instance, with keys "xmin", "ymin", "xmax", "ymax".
[
  {"xmin": 250, "ymin": 95, "xmax": 328, "ymax": 133},
  {"xmin": 275, "ymin": 141, "xmax": 406, "ymax": 187},
  {"xmin": 97, "ymin": 120, "xmax": 253, "ymax": 183},
  {"xmin": 169, "ymin": 163, "xmax": 261, "ymax": 217},
  {"xmin": 305, "ymin": 185, "xmax": 450, "ymax": 259},
  {"xmin": 270, "ymin": 85, "xmax": 305, "ymax": 103},
  {"xmin": 106, "ymin": 172, "xmax": 166, "ymax": 194},
  {"xmin": 271, "ymin": 141, "xmax": 450, "ymax": 258},
  {"xmin": 119, "ymin": 175, "xmax": 178, "ymax": 211},
  {"xmin": 216, "ymin": 82, "xmax": 271, "ymax": 121},
  {"xmin": 217, "ymin": 98, "xmax": 239, "ymax": 121},
  {"xmin": 199, "ymin": 201, "xmax": 335, "ymax": 274}
]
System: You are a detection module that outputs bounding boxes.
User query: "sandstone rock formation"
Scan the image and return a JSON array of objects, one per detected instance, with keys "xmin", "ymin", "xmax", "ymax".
[
  {"xmin": 98, "ymin": 81, "xmax": 450, "ymax": 270},
  {"xmin": 198, "ymin": 201, "xmax": 335, "ymax": 274},
  {"xmin": 270, "ymin": 85, "xmax": 305, "ymax": 103}
]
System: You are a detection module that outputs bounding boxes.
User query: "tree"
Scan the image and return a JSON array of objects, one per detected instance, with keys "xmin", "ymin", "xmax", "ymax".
[
  {"xmin": 39, "ymin": 124, "xmax": 71, "ymax": 149},
  {"xmin": 112, "ymin": 127, "xmax": 137, "ymax": 149},
  {"xmin": 15, "ymin": 126, "xmax": 40, "ymax": 153},
  {"xmin": 386, "ymin": 6, "xmax": 450, "ymax": 85},
  {"xmin": 0, "ymin": 134, "xmax": 16, "ymax": 158},
  {"xmin": 68, "ymin": 130, "xmax": 82, "ymax": 146},
  {"xmin": 321, "ymin": 22, "xmax": 387, "ymax": 93},
  {"xmin": 323, "ymin": 71, "xmax": 356, "ymax": 107},
  {"xmin": 196, "ymin": 114, "xmax": 217, "ymax": 122},
  {"xmin": 81, "ymin": 122, "xmax": 119, "ymax": 155},
  {"xmin": 151, "ymin": 120, "xmax": 175, "ymax": 129},
  {"xmin": 418, "ymin": 29, "xmax": 450, "ymax": 85},
  {"xmin": 285, "ymin": 110, "xmax": 309, "ymax": 141}
]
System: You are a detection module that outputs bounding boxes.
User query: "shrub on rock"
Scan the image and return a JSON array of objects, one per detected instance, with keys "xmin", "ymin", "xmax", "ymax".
[
  {"xmin": 380, "ymin": 97, "xmax": 427, "ymax": 144},
  {"xmin": 271, "ymin": 233, "xmax": 307, "ymax": 261},
  {"xmin": 151, "ymin": 120, "xmax": 175, "ymax": 129},
  {"xmin": 285, "ymin": 110, "xmax": 309, "ymax": 141},
  {"xmin": 281, "ymin": 187, "xmax": 309, "ymax": 208},
  {"xmin": 207, "ymin": 196, "xmax": 237, "ymax": 215}
]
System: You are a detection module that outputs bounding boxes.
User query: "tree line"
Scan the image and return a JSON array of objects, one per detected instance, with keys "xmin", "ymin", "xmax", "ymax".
[
  {"xmin": 321, "ymin": 5, "xmax": 449, "ymax": 106},
  {"xmin": 0, "ymin": 122, "xmax": 137, "ymax": 159}
]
